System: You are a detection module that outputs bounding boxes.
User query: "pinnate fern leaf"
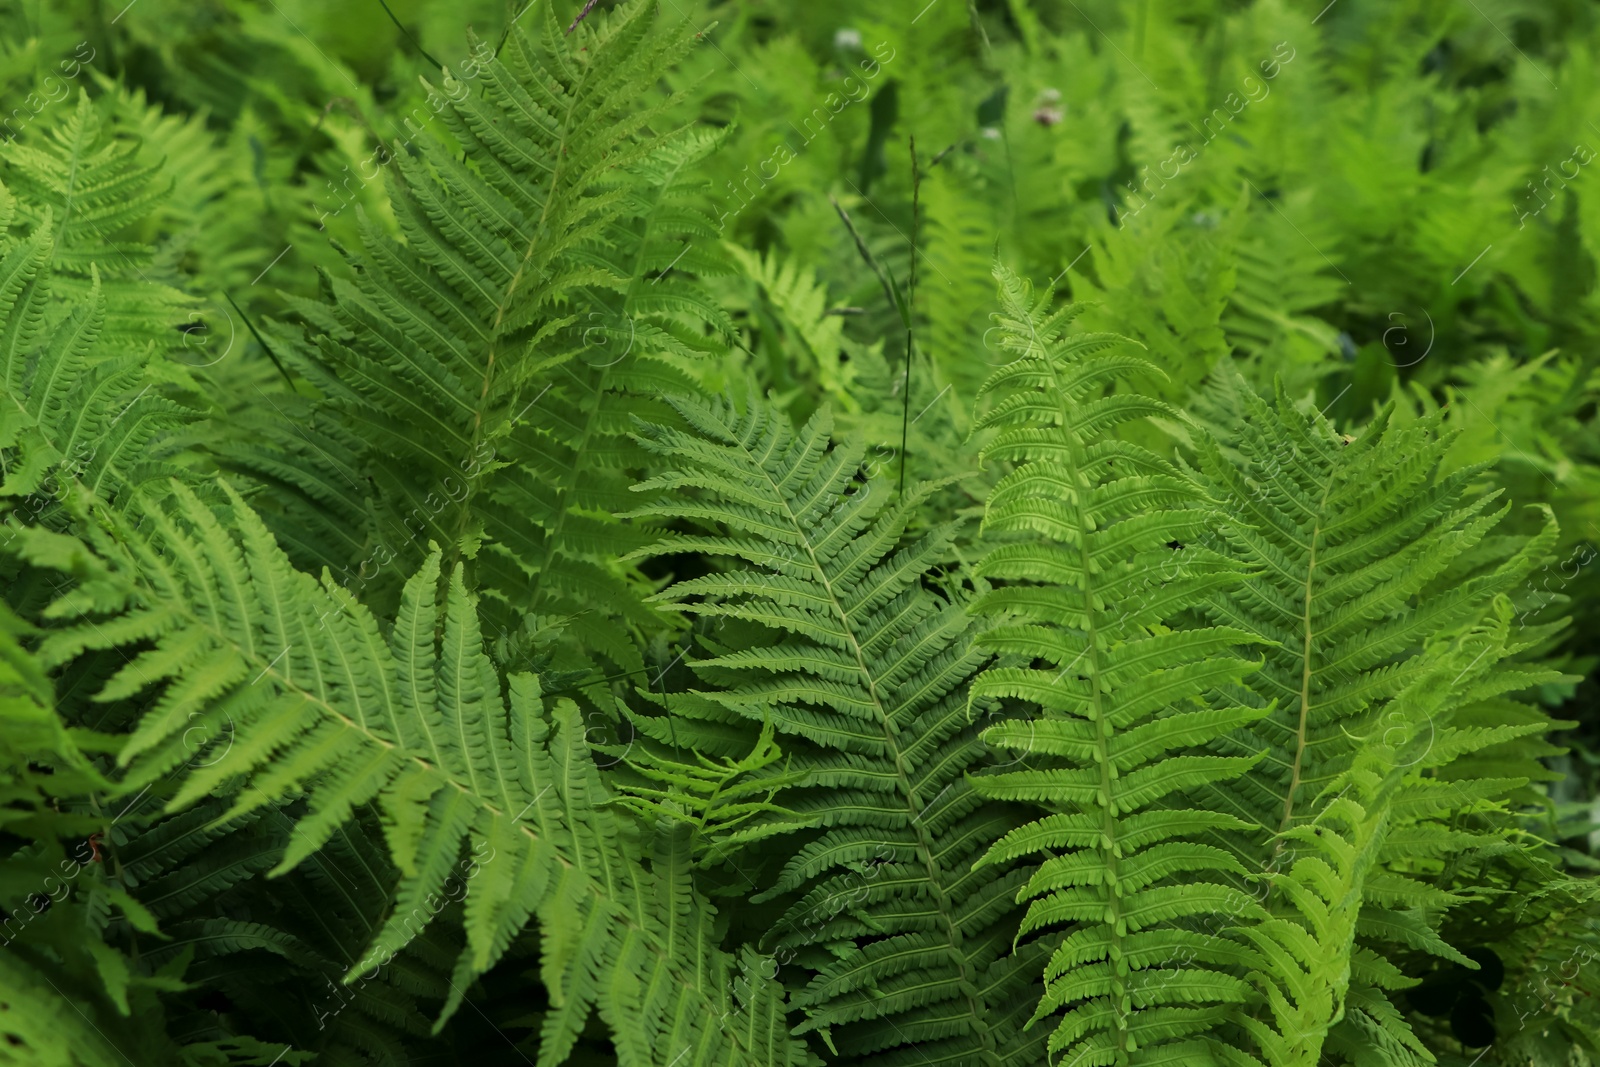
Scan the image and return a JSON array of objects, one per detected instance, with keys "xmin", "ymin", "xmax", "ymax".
[
  {"xmin": 967, "ymin": 265, "xmax": 1272, "ymax": 1065},
  {"xmin": 630, "ymin": 392, "xmax": 1049, "ymax": 1066},
  {"xmin": 9, "ymin": 482, "xmax": 809, "ymax": 1067}
]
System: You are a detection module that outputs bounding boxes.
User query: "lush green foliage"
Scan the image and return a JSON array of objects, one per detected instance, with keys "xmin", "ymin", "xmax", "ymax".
[{"xmin": 0, "ymin": 1, "xmax": 1597, "ymax": 1065}]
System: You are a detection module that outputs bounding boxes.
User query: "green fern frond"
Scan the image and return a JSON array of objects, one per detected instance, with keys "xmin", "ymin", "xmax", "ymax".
[
  {"xmin": 9, "ymin": 482, "xmax": 809, "ymax": 1067},
  {"xmin": 1481, "ymin": 867, "xmax": 1600, "ymax": 1064},
  {"xmin": 0, "ymin": 196, "xmax": 194, "ymax": 515},
  {"xmin": 724, "ymin": 244, "xmax": 860, "ymax": 411},
  {"xmin": 1190, "ymin": 365, "xmax": 1565, "ymax": 843},
  {"xmin": 1190, "ymin": 365, "xmax": 1577, "ymax": 1058},
  {"xmin": 0, "ymin": 949, "xmax": 199, "ymax": 1067},
  {"xmin": 967, "ymin": 264, "xmax": 1271, "ymax": 1065},
  {"xmin": 1228, "ymin": 610, "xmax": 1527, "ymax": 1066},
  {"xmin": 630, "ymin": 392, "xmax": 1048, "ymax": 1066},
  {"xmin": 0, "ymin": 599, "xmax": 280, "ymax": 1067},
  {"xmin": 606, "ymin": 719, "xmax": 806, "ymax": 868},
  {"xmin": 286, "ymin": 1, "xmax": 730, "ymax": 707},
  {"xmin": 0, "ymin": 91, "xmax": 194, "ymax": 348}
]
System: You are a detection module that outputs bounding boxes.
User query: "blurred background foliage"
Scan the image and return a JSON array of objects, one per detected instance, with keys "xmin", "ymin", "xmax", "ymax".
[{"xmin": 1, "ymin": 0, "xmax": 1598, "ymax": 1059}]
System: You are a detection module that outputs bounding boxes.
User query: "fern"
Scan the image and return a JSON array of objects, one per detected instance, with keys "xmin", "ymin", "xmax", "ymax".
[
  {"xmin": 962, "ymin": 266, "xmax": 1272, "ymax": 1065},
  {"xmin": 1478, "ymin": 866, "xmax": 1600, "ymax": 1064},
  {"xmin": 0, "ymin": 91, "xmax": 194, "ymax": 349},
  {"xmin": 0, "ymin": 174, "xmax": 193, "ymax": 519},
  {"xmin": 604, "ymin": 719, "xmax": 804, "ymax": 869},
  {"xmin": 1228, "ymin": 609, "xmax": 1531, "ymax": 1065},
  {"xmin": 0, "ymin": 598, "xmax": 313, "ymax": 1067},
  {"xmin": 0, "ymin": 1, "xmax": 1598, "ymax": 1062},
  {"xmin": 724, "ymin": 244, "xmax": 865, "ymax": 414},
  {"xmin": 630, "ymin": 392, "xmax": 1048, "ymax": 1066},
  {"xmin": 275, "ymin": 0, "xmax": 726, "ymax": 704},
  {"xmin": 1190, "ymin": 367, "xmax": 1561, "ymax": 842},
  {"xmin": 1192, "ymin": 372, "xmax": 1567, "ymax": 837},
  {"xmin": 1189, "ymin": 365, "xmax": 1576, "ymax": 1059},
  {"xmin": 134, "ymin": 808, "xmax": 448, "ymax": 1064},
  {"xmin": 10, "ymin": 481, "xmax": 808, "ymax": 1066}
]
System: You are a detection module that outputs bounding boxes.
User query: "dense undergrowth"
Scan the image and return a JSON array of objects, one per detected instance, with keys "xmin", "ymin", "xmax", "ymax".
[{"xmin": 0, "ymin": 0, "xmax": 1597, "ymax": 1064}]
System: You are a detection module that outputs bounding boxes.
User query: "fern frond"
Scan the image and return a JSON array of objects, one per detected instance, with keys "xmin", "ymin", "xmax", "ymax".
[
  {"xmin": 1229, "ymin": 611, "xmax": 1527, "ymax": 1066},
  {"xmin": 1190, "ymin": 366, "xmax": 1566, "ymax": 839},
  {"xmin": 0, "ymin": 599, "xmax": 282, "ymax": 1066},
  {"xmin": 606, "ymin": 719, "xmax": 807, "ymax": 868},
  {"xmin": 1479, "ymin": 866, "xmax": 1600, "ymax": 1064},
  {"xmin": 288, "ymin": 1, "xmax": 729, "ymax": 703},
  {"xmin": 967, "ymin": 264, "xmax": 1271, "ymax": 1065},
  {"xmin": 0, "ymin": 93, "xmax": 217, "ymax": 528},
  {"xmin": 10, "ymin": 482, "xmax": 810, "ymax": 1067},
  {"xmin": 631, "ymin": 392, "xmax": 1048, "ymax": 1066},
  {"xmin": 0, "ymin": 91, "xmax": 193, "ymax": 348},
  {"xmin": 1191, "ymin": 365, "xmax": 1576, "ymax": 1058}
]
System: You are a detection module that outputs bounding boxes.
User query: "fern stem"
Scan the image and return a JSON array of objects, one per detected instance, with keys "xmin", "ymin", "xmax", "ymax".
[
  {"xmin": 900, "ymin": 138, "xmax": 921, "ymax": 498},
  {"xmin": 566, "ymin": 0, "xmax": 602, "ymax": 36},
  {"xmin": 374, "ymin": 0, "xmax": 444, "ymax": 69},
  {"xmin": 223, "ymin": 291, "xmax": 298, "ymax": 392},
  {"xmin": 1039, "ymin": 334, "xmax": 1135, "ymax": 1060},
  {"xmin": 1279, "ymin": 477, "xmax": 1333, "ymax": 835}
]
